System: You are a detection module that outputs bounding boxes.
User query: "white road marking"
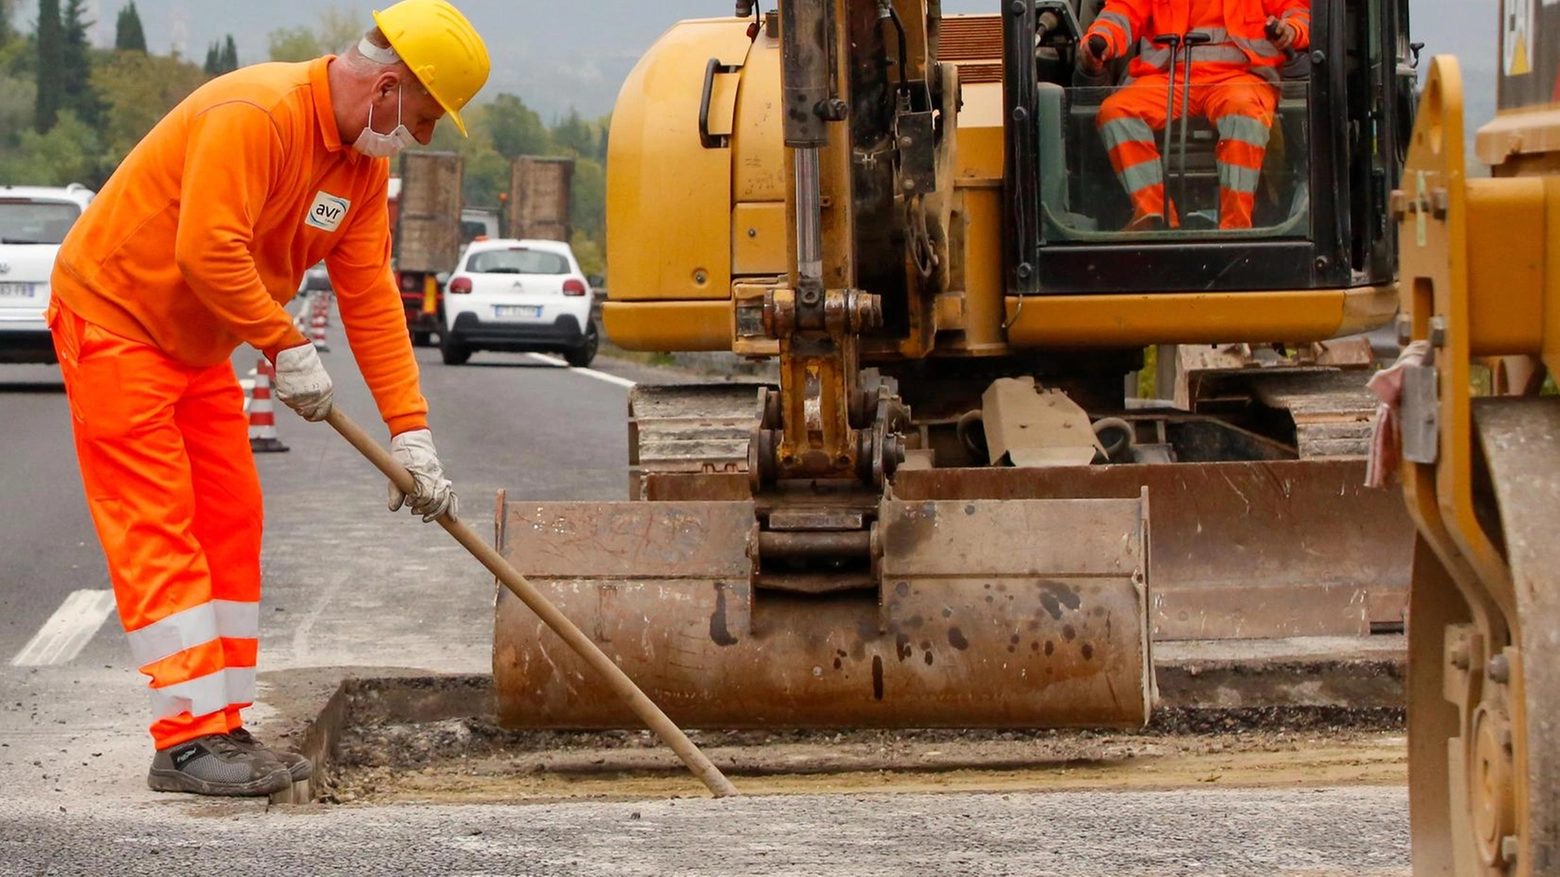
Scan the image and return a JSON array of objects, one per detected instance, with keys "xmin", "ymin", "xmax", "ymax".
[
  {"xmin": 11, "ymin": 589, "xmax": 118, "ymax": 666},
  {"xmin": 526, "ymin": 354, "xmax": 637, "ymax": 388}
]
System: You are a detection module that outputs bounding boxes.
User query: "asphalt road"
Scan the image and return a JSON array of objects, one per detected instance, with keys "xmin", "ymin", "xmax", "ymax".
[{"xmin": 0, "ymin": 331, "xmax": 1411, "ymax": 876}]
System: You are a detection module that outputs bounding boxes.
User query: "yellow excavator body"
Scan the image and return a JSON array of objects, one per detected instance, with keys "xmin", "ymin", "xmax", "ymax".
[{"xmin": 496, "ymin": 2, "xmax": 1424, "ymax": 731}]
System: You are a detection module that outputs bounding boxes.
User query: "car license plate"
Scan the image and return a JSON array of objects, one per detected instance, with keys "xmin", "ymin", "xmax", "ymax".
[
  {"xmin": 495, "ymin": 305, "xmax": 541, "ymax": 318},
  {"xmin": 0, "ymin": 282, "xmax": 34, "ymax": 298}
]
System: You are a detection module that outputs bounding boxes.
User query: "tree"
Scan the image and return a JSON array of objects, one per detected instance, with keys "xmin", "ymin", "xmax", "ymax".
[
  {"xmin": 34, "ymin": 0, "xmax": 63, "ymax": 132},
  {"xmin": 0, "ymin": 111, "xmax": 101, "ymax": 185},
  {"xmin": 92, "ymin": 50, "xmax": 207, "ymax": 162},
  {"xmin": 486, "ymin": 94, "xmax": 550, "ymax": 160},
  {"xmin": 61, "ymin": 0, "xmax": 100, "ymax": 127},
  {"xmin": 550, "ymin": 108, "xmax": 595, "ymax": 159},
  {"xmin": 316, "ymin": 4, "xmax": 362, "ymax": 54},
  {"xmin": 0, "ymin": 0, "xmax": 13, "ymax": 47},
  {"xmin": 267, "ymin": 26, "xmax": 320, "ymax": 63},
  {"xmin": 204, "ymin": 34, "xmax": 237, "ymax": 75},
  {"xmin": 114, "ymin": 1, "xmax": 146, "ymax": 52}
]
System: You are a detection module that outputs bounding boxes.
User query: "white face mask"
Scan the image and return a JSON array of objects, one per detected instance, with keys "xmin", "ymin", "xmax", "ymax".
[{"xmin": 352, "ymin": 86, "xmax": 418, "ymax": 158}]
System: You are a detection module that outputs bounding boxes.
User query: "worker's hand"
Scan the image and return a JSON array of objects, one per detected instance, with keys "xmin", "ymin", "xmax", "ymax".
[
  {"xmin": 272, "ymin": 343, "xmax": 334, "ymax": 422},
  {"xmin": 1266, "ymin": 16, "xmax": 1298, "ymax": 49},
  {"xmin": 388, "ymin": 428, "xmax": 459, "ymax": 523},
  {"xmin": 1080, "ymin": 34, "xmax": 1110, "ymax": 73}
]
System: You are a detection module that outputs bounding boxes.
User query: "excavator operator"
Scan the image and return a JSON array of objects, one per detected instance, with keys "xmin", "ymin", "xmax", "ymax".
[{"xmin": 1079, "ymin": 0, "xmax": 1310, "ymax": 230}]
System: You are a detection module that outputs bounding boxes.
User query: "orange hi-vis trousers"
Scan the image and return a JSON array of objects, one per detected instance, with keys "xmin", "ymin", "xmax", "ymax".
[
  {"xmin": 1096, "ymin": 68, "xmax": 1278, "ymax": 229},
  {"xmin": 49, "ymin": 301, "xmax": 263, "ymax": 750}
]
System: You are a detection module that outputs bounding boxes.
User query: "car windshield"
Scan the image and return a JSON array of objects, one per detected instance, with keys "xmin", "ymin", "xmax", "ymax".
[
  {"xmin": 0, "ymin": 200, "xmax": 81, "ymax": 245},
  {"xmin": 467, "ymin": 248, "xmax": 569, "ymax": 275}
]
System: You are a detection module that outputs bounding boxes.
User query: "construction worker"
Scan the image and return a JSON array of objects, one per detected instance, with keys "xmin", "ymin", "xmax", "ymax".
[
  {"xmin": 1079, "ymin": 0, "xmax": 1310, "ymax": 230},
  {"xmin": 46, "ymin": 0, "xmax": 489, "ymax": 797}
]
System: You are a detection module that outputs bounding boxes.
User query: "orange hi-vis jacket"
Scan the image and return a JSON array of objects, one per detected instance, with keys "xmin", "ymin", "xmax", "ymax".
[
  {"xmin": 52, "ymin": 56, "xmax": 427, "ymax": 435},
  {"xmin": 1086, "ymin": 0, "xmax": 1311, "ymax": 82}
]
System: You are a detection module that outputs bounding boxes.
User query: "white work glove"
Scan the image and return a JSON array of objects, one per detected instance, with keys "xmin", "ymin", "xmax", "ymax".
[
  {"xmin": 388, "ymin": 428, "xmax": 459, "ymax": 523},
  {"xmin": 272, "ymin": 343, "xmax": 334, "ymax": 422}
]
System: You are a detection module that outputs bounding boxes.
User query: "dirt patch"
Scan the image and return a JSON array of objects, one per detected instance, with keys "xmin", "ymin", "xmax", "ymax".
[{"xmin": 317, "ymin": 677, "xmax": 1405, "ymax": 806}]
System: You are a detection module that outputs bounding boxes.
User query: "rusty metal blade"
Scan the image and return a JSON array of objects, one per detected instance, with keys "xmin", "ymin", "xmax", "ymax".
[
  {"xmin": 494, "ymin": 496, "xmax": 1152, "ymax": 730},
  {"xmin": 892, "ymin": 459, "xmax": 1414, "ymax": 639}
]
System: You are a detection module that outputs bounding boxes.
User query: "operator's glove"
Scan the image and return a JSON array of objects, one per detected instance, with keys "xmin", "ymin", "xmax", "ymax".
[
  {"xmin": 388, "ymin": 428, "xmax": 459, "ymax": 523},
  {"xmin": 1080, "ymin": 34, "xmax": 1110, "ymax": 73},
  {"xmin": 1266, "ymin": 16, "xmax": 1298, "ymax": 49},
  {"xmin": 272, "ymin": 343, "xmax": 333, "ymax": 422}
]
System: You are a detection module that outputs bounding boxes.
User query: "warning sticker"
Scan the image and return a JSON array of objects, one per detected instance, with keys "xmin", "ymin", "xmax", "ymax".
[{"xmin": 1504, "ymin": 0, "xmax": 1533, "ymax": 75}]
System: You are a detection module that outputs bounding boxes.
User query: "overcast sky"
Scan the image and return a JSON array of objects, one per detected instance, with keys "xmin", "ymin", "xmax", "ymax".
[{"xmin": 11, "ymin": 0, "xmax": 1499, "ymax": 126}]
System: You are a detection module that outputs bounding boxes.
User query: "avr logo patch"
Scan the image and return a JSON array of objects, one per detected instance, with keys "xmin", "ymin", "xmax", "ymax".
[{"xmin": 306, "ymin": 191, "xmax": 351, "ymax": 232}]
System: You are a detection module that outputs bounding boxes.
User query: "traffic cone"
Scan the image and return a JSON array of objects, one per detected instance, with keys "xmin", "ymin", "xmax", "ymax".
[
  {"xmin": 248, "ymin": 356, "xmax": 290, "ymax": 453},
  {"xmin": 308, "ymin": 291, "xmax": 333, "ymax": 352}
]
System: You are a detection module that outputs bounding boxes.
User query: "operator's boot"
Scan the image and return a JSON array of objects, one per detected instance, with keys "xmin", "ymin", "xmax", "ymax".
[
  {"xmin": 147, "ymin": 733, "xmax": 292, "ymax": 797},
  {"xmin": 229, "ymin": 726, "xmax": 313, "ymax": 782}
]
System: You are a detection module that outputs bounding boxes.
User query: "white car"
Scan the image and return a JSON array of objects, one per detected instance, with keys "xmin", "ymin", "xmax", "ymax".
[
  {"xmin": 439, "ymin": 238, "xmax": 599, "ymax": 367},
  {"xmin": 0, "ymin": 184, "xmax": 94, "ymax": 364}
]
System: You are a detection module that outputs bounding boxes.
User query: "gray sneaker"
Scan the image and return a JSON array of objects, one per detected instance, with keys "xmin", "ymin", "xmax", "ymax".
[
  {"xmin": 229, "ymin": 726, "xmax": 313, "ymax": 782},
  {"xmin": 147, "ymin": 734, "xmax": 292, "ymax": 796}
]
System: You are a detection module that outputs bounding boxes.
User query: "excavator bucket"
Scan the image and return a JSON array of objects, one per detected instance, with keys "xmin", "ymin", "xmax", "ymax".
[{"xmin": 494, "ymin": 491, "xmax": 1153, "ymax": 730}]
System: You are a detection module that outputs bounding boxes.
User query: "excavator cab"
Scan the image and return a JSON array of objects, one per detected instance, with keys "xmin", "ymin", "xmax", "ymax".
[{"xmin": 1006, "ymin": 0, "xmax": 1411, "ymax": 293}]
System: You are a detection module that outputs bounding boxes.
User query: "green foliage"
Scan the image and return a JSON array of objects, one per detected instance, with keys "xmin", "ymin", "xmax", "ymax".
[
  {"xmin": 34, "ymin": 0, "xmax": 62, "ymax": 132},
  {"xmin": 267, "ymin": 26, "xmax": 320, "ymax": 63},
  {"xmin": 486, "ymin": 94, "xmax": 549, "ymax": 160},
  {"xmin": 550, "ymin": 108, "xmax": 595, "ymax": 158},
  {"xmin": 61, "ymin": 0, "xmax": 100, "ymax": 127},
  {"xmin": 0, "ymin": 111, "xmax": 99, "ymax": 185},
  {"xmin": 114, "ymin": 2, "xmax": 146, "ymax": 52},
  {"xmin": 316, "ymin": 5, "xmax": 362, "ymax": 55},
  {"xmin": 0, "ymin": 73, "xmax": 36, "ymax": 149},
  {"xmin": 570, "ymin": 157, "xmax": 604, "ymax": 241},
  {"xmin": 0, "ymin": 0, "xmax": 13, "ymax": 46},
  {"xmin": 92, "ymin": 50, "xmax": 208, "ymax": 164},
  {"xmin": 204, "ymin": 34, "xmax": 238, "ymax": 75}
]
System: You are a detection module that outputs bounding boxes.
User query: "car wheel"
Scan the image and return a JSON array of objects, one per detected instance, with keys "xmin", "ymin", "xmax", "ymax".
[
  {"xmin": 411, "ymin": 330, "xmax": 432, "ymax": 348},
  {"xmin": 564, "ymin": 321, "xmax": 599, "ymax": 368},
  {"xmin": 440, "ymin": 333, "xmax": 471, "ymax": 365}
]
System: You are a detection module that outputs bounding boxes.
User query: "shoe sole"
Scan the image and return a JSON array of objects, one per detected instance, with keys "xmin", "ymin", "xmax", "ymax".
[{"xmin": 147, "ymin": 765, "xmax": 292, "ymax": 797}]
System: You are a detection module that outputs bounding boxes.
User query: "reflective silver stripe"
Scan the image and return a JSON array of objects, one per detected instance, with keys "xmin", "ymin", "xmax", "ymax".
[
  {"xmin": 1280, "ymin": 8, "xmax": 1306, "ymax": 21},
  {"xmin": 1120, "ymin": 158, "xmax": 1164, "ymax": 193},
  {"xmin": 125, "ymin": 600, "xmax": 259, "ymax": 667},
  {"xmin": 1187, "ymin": 45, "xmax": 1254, "ymax": 65},
  {"xmin": 147, "ymin": 667, "xmax": 257, "ymax": 720},
  {"xmin": 1217, "ymin": 114, "xmax": 1272, "ymax": 147},
  {"xmin": 1231, "ymin": 34, "xmax": 1283, "ymax": 59},
  {"xmin": 1100, "ymin": 117, "xmax": 1157, "ymax": 151},
  {"xmin": 1219, "ymin": 161, "xmax": 1262, "ymax": 194},
  {"xmin": 213, "ymin": 601, "xmax": 259, "ymax": 641},
  {"xmin": 1096, "ymin": 10, "xmax": 1134, "ymax": 44},
  {"xmin": 1137, "ymin": 38, "xmax": 1170, "ymax": 69}
]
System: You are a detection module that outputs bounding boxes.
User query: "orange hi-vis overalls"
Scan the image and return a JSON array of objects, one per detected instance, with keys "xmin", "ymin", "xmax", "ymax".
[
  {"xmin": 49, "ymin": 58, "xmax": 429, "ymax": 750},
  {"xmin": 1085, "ymin": 0, "xmax": 1311, "ymax": 228}
]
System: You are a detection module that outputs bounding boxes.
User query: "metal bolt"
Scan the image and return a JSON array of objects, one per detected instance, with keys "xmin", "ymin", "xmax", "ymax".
[
  {"xmin": 1488, "ymin": 652, "xmax": 1511, "ymax": 684},
  {"xmin": 1501, "ymin": 835, "xmax": 1519, "ymax": 864},
  {"xmin": 1428, "ymin": 316, "xmax": 1448, "ymax": 348},
  {"xmin": 747, "ymin": 228, "xmax": 757, "ymax": 238},
  {"xmin": 1395, "ymin": 314, "xmax": 1414, "ymax": 346},
  {"xmin": 902, "ymin": 178, "xmax": 917, "ymax": 192},
  {"xmin": 1449, "ymin": 640, "xmax": 1471, "ymax": 670},
  {"xmin": 694, "ymin": 271, "xmax": 708, "ymax": 285},
  {"xmin": 1430, "ymin": 188, "xmax": 1450, "ymax": 219},
  {"xmin": 899, "ymin": 135, "xmax": 913, "ymax": 148},
  {"xmin": 1388, "ymin": 189, "xmax": 1408, "ymax": 221}
]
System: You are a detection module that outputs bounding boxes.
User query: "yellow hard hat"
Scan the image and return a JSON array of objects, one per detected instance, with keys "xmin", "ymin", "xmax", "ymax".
[{"xmin": 372, "ymin": 0, "xmax": 490, "ymax": 137}]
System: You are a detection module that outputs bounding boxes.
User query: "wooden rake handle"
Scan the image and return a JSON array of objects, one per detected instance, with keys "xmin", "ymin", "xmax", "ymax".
[{"xmin": 325, "ymin": 408, "xmax": 739, "ymax": 799}]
